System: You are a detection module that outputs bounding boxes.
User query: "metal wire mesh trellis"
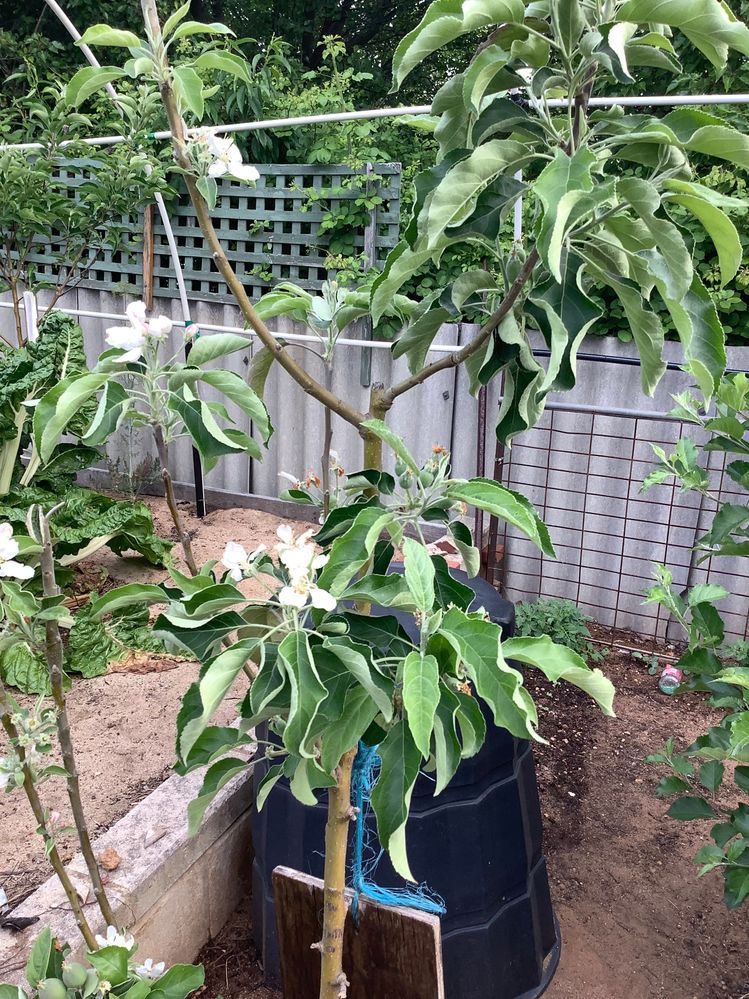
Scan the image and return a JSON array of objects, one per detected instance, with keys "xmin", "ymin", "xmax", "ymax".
[
  {"xmin": 24, "ymin": 161, "xmax": 402, "ymax": 303},
  {"xmin": 484, "ymin": 403, "xmax": 749, "ymax": 642}
]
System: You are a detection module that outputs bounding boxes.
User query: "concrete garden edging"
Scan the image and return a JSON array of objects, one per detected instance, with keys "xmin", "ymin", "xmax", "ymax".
[{"xmin": 0, "ymin": 757, "xmax": 254, "ymax": 983}]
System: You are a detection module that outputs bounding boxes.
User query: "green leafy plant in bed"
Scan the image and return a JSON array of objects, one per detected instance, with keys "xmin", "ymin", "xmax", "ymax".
[
  {"xmin": 643, "ymin": 373, "xmax": 749, "ymax": 908},
  {"xmin": 0, "ymin": 309, "xmax": 170, "ymax": 573}
]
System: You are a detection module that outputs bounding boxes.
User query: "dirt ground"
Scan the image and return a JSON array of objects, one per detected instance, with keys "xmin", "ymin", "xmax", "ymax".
[{"xmin": 2, "ymin": 498, "xmax": 748, "ymax": 997}]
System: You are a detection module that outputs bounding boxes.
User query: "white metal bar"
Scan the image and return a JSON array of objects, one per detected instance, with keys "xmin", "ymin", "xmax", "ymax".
[
  {"xmin": 21, "ymin": 291, "xmax": 39, "ymax": 342},
  {"xmin": 5, "ymin": 92, "xmax": 749, "ymax": 152},
  {"xmin": 0, "ymin": 299, "xmax": 457, "ymax": 352}
]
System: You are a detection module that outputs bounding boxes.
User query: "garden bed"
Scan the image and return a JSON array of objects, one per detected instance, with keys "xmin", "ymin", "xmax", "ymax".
[
  {"xmin": 195, "ymin": 627, "xmax": 749, "ymax": 999},
  {"xmin": 0, "ymin": 496, "xmax": 309, "ymax": 910}
]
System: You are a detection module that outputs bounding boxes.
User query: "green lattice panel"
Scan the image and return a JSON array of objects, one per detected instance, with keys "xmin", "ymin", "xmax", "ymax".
[
  {"xmin": 24, "ymin": 159, "xmax": 143, "ymax": 296},
  {"xmin": 26, "ymin": 160, "xmax": 401, "ymax": 303},
  {"xmin": 151, "ymin": 162, "xmax": 401, "ymax": 302}
]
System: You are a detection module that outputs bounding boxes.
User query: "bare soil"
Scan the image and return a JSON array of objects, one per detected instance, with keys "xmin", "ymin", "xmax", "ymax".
[{"xmin": 3, "ymin": 498, "xmax": 748, "ymax": 997}]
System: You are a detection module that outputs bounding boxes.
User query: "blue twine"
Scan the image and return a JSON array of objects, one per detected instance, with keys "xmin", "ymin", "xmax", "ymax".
[{"xmin": 349, "ymin": 741, "xmax": 446, "ymax": 921}]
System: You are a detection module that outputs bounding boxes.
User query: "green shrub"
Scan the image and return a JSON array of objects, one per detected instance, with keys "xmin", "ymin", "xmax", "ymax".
[{"xmin": 515, "ymin": 599, "xmax": 603, "ymax": 663}]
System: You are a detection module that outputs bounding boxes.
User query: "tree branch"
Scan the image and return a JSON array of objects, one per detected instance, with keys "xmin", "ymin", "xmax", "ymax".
[
  {"xmin": 384, "ymin": 248, "xmax": 539, "ymax": 405},
  {"xmin": 141, "ymin": 0, "xmax": 366, "ymax": 431},
  {"xmin": 39, "ymin": 511, "xmax": 117, "ymax": 929},
  {"xmin": 0, "ymin": 678, "xmax": 97, "ymax": 951}
]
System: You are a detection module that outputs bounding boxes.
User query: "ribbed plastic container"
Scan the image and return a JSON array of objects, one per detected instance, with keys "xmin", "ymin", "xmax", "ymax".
[{"xmin": 251, "ymin": 571, "xmax": 560, "ymax": 998}]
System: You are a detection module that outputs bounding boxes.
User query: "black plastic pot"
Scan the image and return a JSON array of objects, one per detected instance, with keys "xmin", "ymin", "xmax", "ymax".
[{"xmin": 250, "ymin": 569, "xmax": 561, "ymax": 999}]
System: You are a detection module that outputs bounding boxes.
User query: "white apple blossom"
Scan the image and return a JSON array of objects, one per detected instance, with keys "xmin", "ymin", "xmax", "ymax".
[
  {"xmin": 273, "ymin": 525, "xmax": 335, "ymax": 612},
  {"xmin": 221, "ymin": 541, "xmax": 267, "ymax": 581},
  {"xmin": 105, "ymin": 301, "xmax": 172, "ymax": 362},
  {"xmin": 95, "ymin": 925, "xmax": 135, "ymax": 950},
  {"xmin": 0, "ymin": 523, "xmax": 34, "ymax": 580},
  {"xmin": 275, "ymin": 525, "xmax": 328, "ymax": 576},
  {"xmin": 135, "ymin": 958, "xmax": 166, "ymax": 979},
  {"xmin": 279, "ymin": 573, "xmax": 337, "ymax": 612},
  {"xmin": 205, "ymin": 133, "xmax": 260, "ymax": 183}
]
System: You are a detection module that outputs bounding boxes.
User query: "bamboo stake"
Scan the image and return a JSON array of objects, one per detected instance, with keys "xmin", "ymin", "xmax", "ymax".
[{"xmin": 38, "ymin": 509, "xmax": 117, "ymax": 928}]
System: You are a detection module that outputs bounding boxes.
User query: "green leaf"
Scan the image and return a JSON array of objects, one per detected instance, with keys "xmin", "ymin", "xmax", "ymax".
[
  {"xmin": 65, "ymin": 66, "xmax": 126, "ymax": 107},
  {"xmin": 580, "ymin": 258, "xmax": 665, "ymax": 395},
  {"xmin": 700, "ymin": 760, "xmax": 725, "ymax": 792},
  {"xmin": 462, "ymin": 44, "xmax": 510, "ymax": 113},
  {"xmin": 323, "ymin": 637, "xmax": 394, "ymax": 722},
  {"xmin": 78, "ymin": 24, "xmax": 142, "ymax": 47},
  {"xmin": 87, "ymin": 947, "xmax": 129, "ymax": 987},
  {"xmin": 534, "ymin": 146, "xmax": 596, "ymax": 271},
  {"xmin": 25, "ymin": 928, "xmax": 52, "ymax": 989},
  {"xmin": 370, "ymin": 719, "xmax": 422, "ymax": 880},
  {"xmin": 668, "ymin": 193, "xmax": 741, "ymax": 288},
  {"xmin": 446, "ymin": 478, "xmax": 555, "ymax": 557},
  {"xmin": 617, "ymin": 0, "xmax": 749, "ymax": 69},
  {"xmin": 501, "ymin": 636, "xmax": 616, "ymax": 716},
  {"xmin": 187, "ymin": 757, "xmax": 249, "ymax": 836},
  {"xmin": 439, "ymin": 607, "xmax": 537, "ymax": 740},
  {"xmin": 173, "ymin": 66, "xmax": 204, "ymax": 118},
  {"xmin": 618, "ymin": 177, "xmax": 692, "ymax": 301},
  {"xmin": 660, "ymin": 273, "xmax": 726, "ymax": 400},
  {"xmin": 359, "ymin": 419, "xmax": 419, "ymax": 473},
  {"xmin": 121, "ymin": 982, "xmax": 152, "ymax": 999},
  {"xmin": 193, "ymin": 50, "xmax": 251, "ymax": 83},
  {"xmin": 279, "ymin": 631, "xmax": 328, "ymax": 758},
  {"xmin": 666, "ymin": 796, "xmax": 717, "ymax": 821},
  {"xmin": 147, "ymin": 964, "xmax": 204, "ymax": 999},
  {"xmin": 1, "ymin": 643, "xmax": 49, "ymax": 695},
  {"xmin": 402, "ymin": 651, "xmax": 440, "ymax": 758},
  {"xmin": 167, "ymin": 394, "xmax": 254, "ymax": 470},
  {"xmin": 154, "ymin": 610, "xmax": 246, "ymax": 660},
  {"xmin": 171, "ymin": 367, "xmax": 271, "ymax": 443},
  {"xmin": 34, "ymin": 373, "xmax": 107, "ymax": 464},
  {"xmin": 432, "ymin": 684, "xmax": 462, "ymax": 793},
  {"xmin": 178, "ymin": 640, "xmax": 259, "ymax": 761},
  {"xmin": 163, "ymin": 1, "xmax": 191, "ymax": 38},
  {"xmin": 391, "ymin": 0, "xmax": 524, "ymax": 88},
  {"xmin": 734, "ymin": 766, "xmax": 749, "ymax": 794},
  {"xmin": 172, "ymin": 20, "xmax": 234, "ymax": 40},
  {"xmin": 392, "ymin": 303, "xmax": 454, "ymax": 375},
  {"xmin": 83, "ymin": 379, "xmax": 130, "ymax": 446},
  {"xmin": 0, "ymin": 988, "xmax": 27, "ymax": 999},
  {"xmin": 552, "ymin": 0, "xmax": 586, "ymax": 55},
  {"xmin": 187, "ymin": 334, "xmax": 249, "ymax": 367},
  {"xmin": 255, "ymin": 763, "xmax": 285, "ymax": 811},
  {"xmin": 320, "ymin": 686, "xmax": 380, "ymax": 773},
  {"xmin": 665, "ymin": 112, "xmax": 749, "ymax": 171},
  {"xmin": 91, "ymin": 583, "xmax": 167, "ymax": 619},
  {"xmin": 420, "ymin": 139, "xmax": 530, "ymax": 249},
  {"xmin": 342, "ymin": 574, "xmax": 417, "ymax": 611},
  {"xmin": 316, "ymin": 506, "xmax": 395, "ymax": 597},
  {"xmin": 655, "ymin": 775, "xmax": 691, "ymax": 796},
  {"xmin": 289, "ymin": 756, "xmax": 337, "ymax": 804},
  {"xmin": 402, "ymin": 537, "xmax": 436, "ymax": 613}
]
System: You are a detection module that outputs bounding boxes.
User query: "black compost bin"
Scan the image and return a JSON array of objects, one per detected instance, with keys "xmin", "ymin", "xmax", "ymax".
[{"xmin": 251, "ymin": 568, "xmax": 561, "ymax": 999}]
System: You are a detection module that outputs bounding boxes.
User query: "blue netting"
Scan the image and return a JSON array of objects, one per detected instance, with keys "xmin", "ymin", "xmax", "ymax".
[{"xmin": 349, "ymin": 742, "xmax": 446, "ymax": 920}]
